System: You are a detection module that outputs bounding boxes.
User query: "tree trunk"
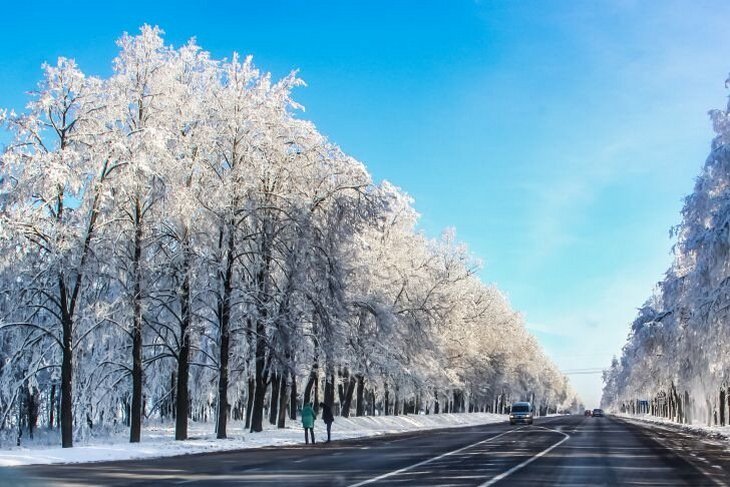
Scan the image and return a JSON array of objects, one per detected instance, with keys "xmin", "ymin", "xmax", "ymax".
[
  {"xmin": 52, "ymin": 159, "xmax": 101, "ymax": 449},
  {"xmin": 175, "ymin": 346, "xmax": 190, "ymax": 440},
  {"xmin": 277, "ymin": 373, "xmax": 289, "ymax": 428},
  {"xmin": 355, "ymin": 375, "xmax": 365, "ymax": 417},
  {"xmin": 249, "ymin": 320, "xmax": 270, "ymax": 432},
  {"xmin": 60, "ymin": 311, "xmax": 73, "ymax": 448},
  {"xmin": 130, "ymin": 199, "xmax": 143, "ymax": 443},
  {"xmin": 27, "ymin": 387, "xmax": 37, "ymax": 440},
  {"xmin": 269, "ymin": 372, "xmax": 280, "ymax": 425},
  {"xmin": 245, "ymin": 377, "xmax": 255, "ymax": 429},
  {"xmin": 721, "ymin": 389, "xmax": 727, "ymax": 427},
  {"xmin": 340, "ymin": 376, "xmax": 357, "ymax": 418},
  {"xmin": 324, "ymin": 370, "xmax": 335, "ymax": 413},
  {"xmin": 289, "ymin": 370, "xmax": 298, "ymax": 420},
  {"xmin": 250, "ymin": 373, "xmax": 266, "ymax": 433},
  {"xmin": 216, "ymin": 224, "xmax": 235, "ymax": 439},
  {"xmin": 384, "ymin": 383, "xmax": 390, "ymax": 416},
  {"xmin": 313, "ymin": 373, "xmax": 319, "ymax": 409},
  {"xmin": 250, "ymin": 223, "xmax": 272, "ymax": 433},
  {"xmin": 304, "ymin": 361, "xmax": 318, "ymax": 405},
  {"xmin": 338, "ymin": 368, "xmax": 346, "ymax": 407},
  {"xmin": 175, "ymin": 251, "xmax": 192, "ymax": 441},
  {"xmin": 393, "ymin": 386, "xmax": 399, "ymax": 416},
  {"xmin": 49, "ymin": 383, "xmax": 56, "ymax": 429},
  {"xmin": 169, "ymin": 372, "xmax": 176, "ymax": 420},
  {"xmin": 215, "ymin": 324, "xmax": 230, "ymax": 437}
]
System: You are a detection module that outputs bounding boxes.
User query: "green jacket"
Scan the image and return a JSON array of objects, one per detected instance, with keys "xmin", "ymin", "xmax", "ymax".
[{"xmin": 301, "ymin": 404, "xmax": 316, "ymax": 428}]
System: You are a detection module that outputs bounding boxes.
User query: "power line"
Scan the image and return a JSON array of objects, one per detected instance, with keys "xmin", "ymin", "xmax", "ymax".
[{"xmin": 561, "ymin": 368, "xmax": 604, "ymax": 375}]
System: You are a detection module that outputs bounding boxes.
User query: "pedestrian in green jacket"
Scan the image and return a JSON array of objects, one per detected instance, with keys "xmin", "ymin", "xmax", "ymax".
[{"xmin": 301, "ymin": 403, "xmax": 316, "ymax": 444}]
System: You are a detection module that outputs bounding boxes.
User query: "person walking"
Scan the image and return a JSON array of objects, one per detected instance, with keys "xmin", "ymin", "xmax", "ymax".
[
  {"xmin": 319, "ymin": 402, "xmax": 334, "ymax": 442},
  {"xmin": 301, "ymin": 402, "xmax": 316, "ymax": 444}
]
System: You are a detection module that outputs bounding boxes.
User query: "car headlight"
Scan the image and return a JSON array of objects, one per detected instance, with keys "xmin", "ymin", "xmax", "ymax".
[{"xmin": 509, "ymin": 414, "xmax": 514, "ymax": 418}]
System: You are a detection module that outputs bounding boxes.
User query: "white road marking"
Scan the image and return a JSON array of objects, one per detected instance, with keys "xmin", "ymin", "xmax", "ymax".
[
  {"xmin": 346, "ymin": 427, "xmax": 526, "ymax": 487},
  {"xmin": 477, "ymin": 425, "xmax": 570, "ymax": 487}
]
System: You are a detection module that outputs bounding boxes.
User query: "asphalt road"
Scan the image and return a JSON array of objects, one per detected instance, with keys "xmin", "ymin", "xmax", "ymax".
[{"xmin": 5, "ymin": 415, "xmax": 730, "ymax": 486}]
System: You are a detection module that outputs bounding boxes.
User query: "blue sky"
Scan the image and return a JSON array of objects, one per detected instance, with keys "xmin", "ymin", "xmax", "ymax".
[{"xmin": 2, "ymin": 0, "xmax": 729, "ymax": 406}]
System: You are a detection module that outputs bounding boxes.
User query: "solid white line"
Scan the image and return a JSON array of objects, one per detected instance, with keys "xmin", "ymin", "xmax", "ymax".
[
  {"xmin": 346, "ymin": 426, "xmax": 525, "ymax": 487},
  {"xmin": 478, "ymin": 426, "xmax": 570, "ymax": 487}
]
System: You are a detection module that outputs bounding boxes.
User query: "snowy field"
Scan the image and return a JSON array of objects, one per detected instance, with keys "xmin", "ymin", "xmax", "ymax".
[{"xmin": 0, "ymin": 412, "xmax": 507, "ymax": 467}]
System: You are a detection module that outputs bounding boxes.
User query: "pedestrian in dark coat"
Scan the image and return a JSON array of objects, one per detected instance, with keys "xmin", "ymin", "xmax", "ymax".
[
  {"xmin": 301, "ymin": 403, "xmax": 316, "ymax": 444},
  {"xmin": 319, "ymin": 402, "xmax": 334, "ymax": 442}
]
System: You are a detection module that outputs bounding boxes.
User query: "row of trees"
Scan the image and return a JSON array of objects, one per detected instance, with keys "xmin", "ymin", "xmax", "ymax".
[
  {"xmin": 0, "ymin": 26, "xmax": 576, "ymax": 448},
  {"xmin": 602, "ymin": 72, "xmax": 730, "ymax": 427}
]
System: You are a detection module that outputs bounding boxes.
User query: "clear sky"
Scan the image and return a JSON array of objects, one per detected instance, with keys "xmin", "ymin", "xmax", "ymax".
[{"xmin": 2, "ymin": 0, "xmax": 729, "ymax": 407}]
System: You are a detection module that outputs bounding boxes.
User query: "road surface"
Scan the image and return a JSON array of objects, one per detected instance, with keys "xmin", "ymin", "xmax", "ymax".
[{"xmin": 5, "ymin": 415, "xmax": 730, "ymax": 486}]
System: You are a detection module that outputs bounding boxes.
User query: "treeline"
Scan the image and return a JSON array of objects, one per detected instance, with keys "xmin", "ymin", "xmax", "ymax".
[
  {"xmin": 602, "ymin": 71, "xmax": 730, "ymax": 426},
  {"xmin": 0, "ymin": 26, "xmax": 575, "ymax": 448}
]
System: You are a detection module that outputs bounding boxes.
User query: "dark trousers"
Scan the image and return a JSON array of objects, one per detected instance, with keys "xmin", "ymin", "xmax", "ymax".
[
  {"xmin": 305, "ymin": 427, "xmax": 315, "ymax": 444},
  {"xmin": 325, "ymin": 422, "xmax": 332, "ymax": 442}
]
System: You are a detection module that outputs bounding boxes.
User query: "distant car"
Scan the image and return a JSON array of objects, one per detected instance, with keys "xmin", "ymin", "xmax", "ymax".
[
  {"xmin": 592, "ymin": 408, "xmax": 605, "ymax": 417},
  {"xmin": 584, "ymin": 409, "xmax": 592, "ymax": 416},
  {"xmin": 509, "ymin": 401, "xmax": 534, "ymax": 425}
]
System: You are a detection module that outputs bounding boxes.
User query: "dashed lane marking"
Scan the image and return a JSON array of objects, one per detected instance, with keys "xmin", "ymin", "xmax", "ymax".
[
  {"xmin": 478, "ymin": 425, "xmax": 571, "ymax": 487},
  {"xmin": 346, "ymin": 427, "xmax": 527, "ymax": 487}
]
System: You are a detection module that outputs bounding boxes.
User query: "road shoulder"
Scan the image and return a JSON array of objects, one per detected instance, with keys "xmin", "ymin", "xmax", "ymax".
[{"xmin": 616, "ymin": 416, "xmax": 730, "ymax": 486}]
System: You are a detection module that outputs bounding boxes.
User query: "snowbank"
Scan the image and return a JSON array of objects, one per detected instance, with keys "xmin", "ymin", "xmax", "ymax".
[
  {"xmin": 617, "ymin": 413, "xmax": 730, "ymax": 441},
  {"xmin": 0, "ymin": 412, "xmax": 507, "ymax": 467}
]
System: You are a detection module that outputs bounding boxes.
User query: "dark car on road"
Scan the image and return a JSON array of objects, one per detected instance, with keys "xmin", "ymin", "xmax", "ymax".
[
  {"xmin": 592, "ymin": 408, "xmax": 605, "ymax": 417},
  {"xmin": 509, "ymin": 401, "xmax": 534, "ymax": 425},
  {"xmin": 584, "ymin": 409, "xmax": 592, "ymax": 416}
]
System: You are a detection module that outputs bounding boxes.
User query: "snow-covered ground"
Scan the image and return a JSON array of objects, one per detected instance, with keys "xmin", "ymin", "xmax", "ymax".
[
  {"xmin": 0, "ymin": 412, "xmax": 507, "ymax": 467},
  {"xmin": 617, "ymin": 413, "xmax": 730, "ymax": 440}
]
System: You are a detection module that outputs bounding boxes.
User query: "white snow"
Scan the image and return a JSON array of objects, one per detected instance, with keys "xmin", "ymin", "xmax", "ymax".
[
  {"xmin": 617, "ymin": 413, "xmax": 730, "ymax": 442},
  {"xmin": 0, "ymin": 412, "xmax": 508, "ymax": 467}
]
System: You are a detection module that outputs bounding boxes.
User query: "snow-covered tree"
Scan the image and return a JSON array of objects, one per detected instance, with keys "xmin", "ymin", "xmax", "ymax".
[
  {"xmin": 603, "ymin": 70, "xmax": 730, "ymax": 426},
  {"xmin": 0, "ymin": 25, "xmax": 573, "ymax": 447}
]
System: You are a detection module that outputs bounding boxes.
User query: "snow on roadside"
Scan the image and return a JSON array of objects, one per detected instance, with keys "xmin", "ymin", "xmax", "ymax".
[
  {"xmin": 616, "ymin": 413, "xmax": 730, "ymax": 442},
  {"xmin": 0, "ymin": 412, "xmax": 507, "ymax": 467}
]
